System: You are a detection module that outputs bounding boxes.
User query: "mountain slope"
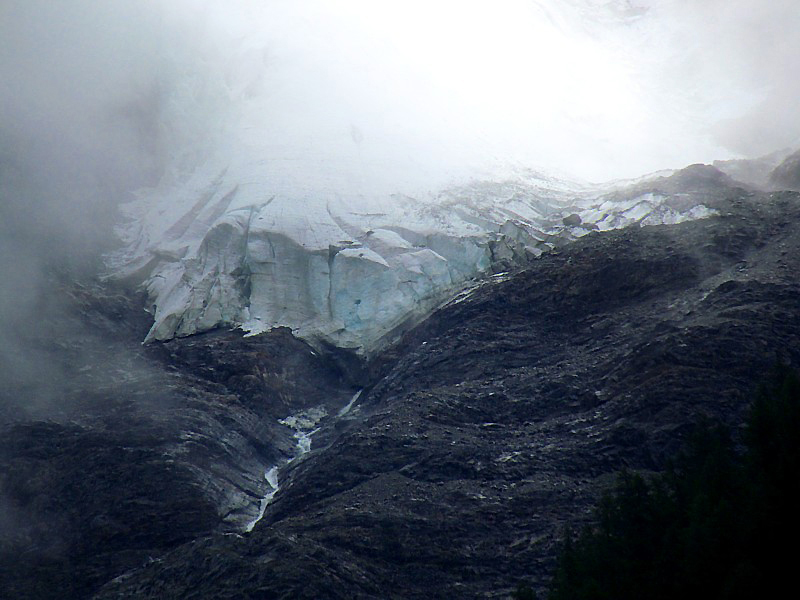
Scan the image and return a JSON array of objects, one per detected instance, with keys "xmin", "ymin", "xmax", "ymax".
[{"xmin": 82, "ymin": 182, "xmax": 800, "ymax": 598}]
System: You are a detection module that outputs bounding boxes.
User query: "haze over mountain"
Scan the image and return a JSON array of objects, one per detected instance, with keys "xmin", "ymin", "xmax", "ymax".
[
  {"xmin": 3, "ymin": 0, "xmax": 800, "ymax": 196},
  {"xmin": 2, "ymin": 2, "xmax": 800, "ymax": 597},
  {"xmin": 6, "ymin": 0, "xmax": 799, "ymax": 355}
]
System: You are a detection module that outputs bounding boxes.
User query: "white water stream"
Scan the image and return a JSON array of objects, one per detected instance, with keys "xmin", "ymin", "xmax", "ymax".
[{"xmin": 244, "ymin": 391, "xmax": 362, "ymax": 532}]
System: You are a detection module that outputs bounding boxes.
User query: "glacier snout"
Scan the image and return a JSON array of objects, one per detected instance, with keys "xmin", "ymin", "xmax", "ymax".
[
  {"xmin": 114, "ymin": 166, "xmax": 720, "ymax": 353},
  {"xmin": 135, "ymin": 193, "xmax": 540, "ymax": 352}
]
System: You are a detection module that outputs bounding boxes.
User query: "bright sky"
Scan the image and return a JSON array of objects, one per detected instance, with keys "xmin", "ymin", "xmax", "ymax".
[
  {"xmin": 150, "ymin": 0, "xmax": 800, "ymax": 184},
  {"xmin": 2, "ymin": 0, "xmax": 799, "ymax": 188}
]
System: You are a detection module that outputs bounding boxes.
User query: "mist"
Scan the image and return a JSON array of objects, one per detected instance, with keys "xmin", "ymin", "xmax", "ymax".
[
  {"xmin": 127, "ymin": 0, "xmax": 799, "ymax": 184},
  {"xmin": 1, "ymin": 0, "xmax": 799, "ymax": 417},
  {"xmin": 3, "ymin": 0, "xmax": 799, "ymax": 215}
]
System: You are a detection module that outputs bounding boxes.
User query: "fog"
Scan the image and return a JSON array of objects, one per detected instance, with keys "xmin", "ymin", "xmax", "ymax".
[
  {"xmin": 134, "ymin": 0, "xmax": 799, "ymax": 184},
  {"xmin": 3, "ymin": 1, "xmax": 799, "ymax": 216},
  {"xmin": 1, "ymin": 0, "xmax": 798, "ymax": 417}
]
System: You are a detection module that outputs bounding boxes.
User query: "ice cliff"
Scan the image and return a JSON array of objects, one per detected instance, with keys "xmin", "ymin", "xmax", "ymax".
[
  {"xmin": 109, "ymin": 163, "xmax": 718, "ymax": 353},
  {"xmin": 104, "ymin": 2, "xmax": 720, "ymax": 354}
]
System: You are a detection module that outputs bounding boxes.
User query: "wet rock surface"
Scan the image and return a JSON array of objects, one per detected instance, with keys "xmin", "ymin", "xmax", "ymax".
[
  {"xmin": 769, "ymin": 148, "xmax": 800, "ymax": 191},
  {"xmin": 0, "ymin": 283, "xmax": 358, "ymax": 598},
  {"xmin": 3, "ymin": 182, "xmax": 800, "ymax": 599}
]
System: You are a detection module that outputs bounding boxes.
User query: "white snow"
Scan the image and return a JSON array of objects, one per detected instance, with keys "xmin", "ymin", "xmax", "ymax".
[
  {"xmin": 278, "ymin": 406, "xmax": 327, "ymax": 432},
  {"xmin": 279, "ymin": 406, "xmax": 326, "ymax": 460},
  {"xmin": 294, "ymin": 430, "xmax": 316, "ymax": 456},
  {"xmin": 110, "ymin": 145, "xmax": 720, "ymax": 355},
  {"xmin": 264, "ymin": 466, "xmax": 279, "ymax": 490}
]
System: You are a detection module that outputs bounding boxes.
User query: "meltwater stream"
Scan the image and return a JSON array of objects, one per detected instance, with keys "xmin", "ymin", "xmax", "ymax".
[{"xmin": 244, "ymin": 390, "xmax": 363, "ymax": 532}]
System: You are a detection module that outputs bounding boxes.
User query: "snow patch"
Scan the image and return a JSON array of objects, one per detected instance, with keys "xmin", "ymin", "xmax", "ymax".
[{"xmin": 278, "ymin": 406, "xmax": 328, "ymax": 432}]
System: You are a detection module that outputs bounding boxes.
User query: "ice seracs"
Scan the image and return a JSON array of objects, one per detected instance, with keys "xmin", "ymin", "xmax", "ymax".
[
  {"xmin": 104, "ymin": 2, "xmax": 724, "ymax": 353},
  {"xmin": 110, "ymin": 165, "xmax": 720, "ymax": 354}
]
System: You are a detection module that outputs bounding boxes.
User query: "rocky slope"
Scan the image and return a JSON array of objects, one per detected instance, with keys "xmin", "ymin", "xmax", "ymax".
[
  {"xmin": 768, "ymin": 148, "xmax": 800, "ymax": 191},
  {"xmin": 0, "ymin": 281, "xmax": 360, "ymax": 598},
  {"xmin": 2, "ymin": 166, "xmax": 800, "ymax": 598}
]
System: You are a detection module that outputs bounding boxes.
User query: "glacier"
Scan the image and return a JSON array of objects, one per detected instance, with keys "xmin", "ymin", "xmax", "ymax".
[
  {"xmin": 109, "ymin": 162, "xmax": 719, "ymax": 354},
  {"xmin": 103, "ymin": 1, "xmax": 723, "ymax": 354}
]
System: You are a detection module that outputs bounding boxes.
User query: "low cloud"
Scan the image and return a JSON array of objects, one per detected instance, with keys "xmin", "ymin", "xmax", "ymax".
[{"xmin": 1, "ymin": 1, "xmax": 797, "ymax": 419}]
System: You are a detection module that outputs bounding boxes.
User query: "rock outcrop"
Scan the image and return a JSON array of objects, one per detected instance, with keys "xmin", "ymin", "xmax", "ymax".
[
  {"xmin": 0, "ymin": 282, "xmax": 360, "ymax": 598},
  {"xmin": 769, "ymin": 148, "xmax": 800, "ymax": 191},
  {"xmin": 3, "ymin": 176, "xmax": 795, "ymax": 598}
]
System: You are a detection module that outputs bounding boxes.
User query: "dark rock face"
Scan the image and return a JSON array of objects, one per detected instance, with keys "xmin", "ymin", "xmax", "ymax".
[
  {"xmin": 0, "ymin": 422, "xmax": 220, "ymax": 598},
  {"xmin": 714, "ymin": 148, "xmax": 792, "ymax": 189},
  {"xmin": 3, "ymin": 182, "xmax": 800, "ymax": 599},
  {"xmin": 0, "ymin": 284, "xmax": 358, "ymax": 598},
  {"xmin": 769, "ymin": 148, "xmax": 800, "ymax": 191}
]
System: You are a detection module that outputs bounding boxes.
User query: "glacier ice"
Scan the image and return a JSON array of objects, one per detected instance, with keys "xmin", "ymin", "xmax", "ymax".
[
  {"xmin": 109, "ymin": 165, "xmax": 719, "ymax": 354},
  {"xmin": 101, "ymin": 2, "xmax": 724, "ymax": 354}
]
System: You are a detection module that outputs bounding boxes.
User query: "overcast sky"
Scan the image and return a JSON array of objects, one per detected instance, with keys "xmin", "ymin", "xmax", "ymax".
[
  {"xmin": 2, "ymin": 0, "xmax": 798, "ymax": 196},
  {"xmin": 1, "ymin": 0, "xmax": 798, "ymax": 417}
]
